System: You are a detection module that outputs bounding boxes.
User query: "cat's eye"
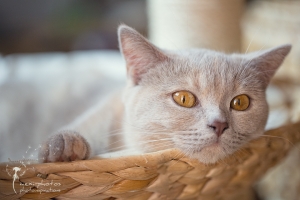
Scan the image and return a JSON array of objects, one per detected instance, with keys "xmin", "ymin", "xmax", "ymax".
[
  {"xmin": 230, "ymin": 94, "xmax": 250, "ymax": 111},
  {"xmin": 172, "ymin": 91, "xmax": 196, "ymax": 108}
]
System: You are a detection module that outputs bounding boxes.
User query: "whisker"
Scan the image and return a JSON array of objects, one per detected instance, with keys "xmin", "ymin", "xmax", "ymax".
[
  {"xmin": 232, "ymin": 147, "xmax": 251, "ymax": 163},
  {"xmin": 244, "ymin": 31, "xmax": 258, "ymax": 54},
  {"xmin": 106, "ymin": 140, "xmax": 174, "ymax": 153},
  {"xmin": 259, "ymin": 135, "xmax": 295, "ymax": 147}
]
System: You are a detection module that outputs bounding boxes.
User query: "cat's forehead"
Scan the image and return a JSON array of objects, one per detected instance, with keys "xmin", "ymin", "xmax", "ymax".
[
  {"xmin": 141, "ymin": 49, "xmax": 261, "ymax": 98},
  {"xmin": 183, "ymin": 56, "xmax": 235, "ymax": 100},
  {"xmin": 169, "ymin": 51, "xmax": 241, "ymax": 89},
  {"xmin": 179, "ymin": 49, "xmax": 238, "ymax": 72},
  {"xmin": 190, "ymin": 53, "xmax": 239, "ymax": 86}
]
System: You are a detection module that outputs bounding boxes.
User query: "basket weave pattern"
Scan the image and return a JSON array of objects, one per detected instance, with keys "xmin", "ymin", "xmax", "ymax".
[{"xmin": 1, "ymin": 122, "xmax": 300, "ymax": 200}]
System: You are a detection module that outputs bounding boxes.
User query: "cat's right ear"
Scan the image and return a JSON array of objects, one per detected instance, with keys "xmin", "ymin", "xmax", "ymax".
[{"xmin": 118, "ymin": 24, "xmax": 168, "ymax": 85}]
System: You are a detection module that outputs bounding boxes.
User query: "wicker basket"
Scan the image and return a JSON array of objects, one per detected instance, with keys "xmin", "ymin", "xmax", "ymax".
[{"xmin": 1, "ymin": 122, "xmax": 300, "ymax": 200}]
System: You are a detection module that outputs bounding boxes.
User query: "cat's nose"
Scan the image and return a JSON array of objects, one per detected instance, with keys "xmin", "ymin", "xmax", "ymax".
[{"xmin": 208, "ymin": 120, "xmax": 229, "ymax": 137}]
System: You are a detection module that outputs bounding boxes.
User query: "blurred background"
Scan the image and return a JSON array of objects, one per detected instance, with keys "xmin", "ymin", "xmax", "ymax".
[
  {"xmin": 0, "ymin": 0, "xmax": 300, "ymax": 199},
  {"xmin": 0, "ymin": 0, "xmax": 147, "ymax": 54},
  {"xmin": 0, "ymin": 0, "xmax": 299, "ymax": 82}
]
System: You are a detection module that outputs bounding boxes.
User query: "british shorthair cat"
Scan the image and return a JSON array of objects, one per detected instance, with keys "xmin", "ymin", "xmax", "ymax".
[{"xmin": 39, "ymin": 25, "xmax": 291, "ymax": 164}]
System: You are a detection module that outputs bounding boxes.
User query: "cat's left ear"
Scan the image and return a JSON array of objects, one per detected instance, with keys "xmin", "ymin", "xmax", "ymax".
[
  {"xmin": 118, "ymin": 24, "xmax": 168, "ymax": 85},
  {"xmin": 246, "ymin": 44, "xmax": 291, "ymax": 87}
]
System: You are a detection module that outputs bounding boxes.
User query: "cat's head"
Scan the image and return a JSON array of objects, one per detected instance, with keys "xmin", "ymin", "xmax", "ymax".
[{"xmin": 118, "ymin": 25, "xmax": 291, "ymax": 164}]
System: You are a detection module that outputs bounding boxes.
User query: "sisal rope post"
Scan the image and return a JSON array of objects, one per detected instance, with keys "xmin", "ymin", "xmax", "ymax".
[{"xmin": 147, "ymin": 0, "xmax": 244, "ymax": 53}]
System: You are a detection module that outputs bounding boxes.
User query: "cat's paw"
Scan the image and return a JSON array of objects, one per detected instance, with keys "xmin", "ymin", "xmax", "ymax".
[{"xmin": 38, "ymin": 130, "xmax": 90, "ymax": 163}]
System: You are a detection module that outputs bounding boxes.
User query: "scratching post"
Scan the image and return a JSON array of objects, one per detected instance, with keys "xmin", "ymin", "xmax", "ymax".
[{"xmin": 147, "ymin": 0, "xmax": 244, "ymax": 52}]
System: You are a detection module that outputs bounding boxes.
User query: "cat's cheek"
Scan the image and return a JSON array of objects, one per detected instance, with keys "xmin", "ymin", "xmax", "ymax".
[{"xmin": 230, "ymin": 104, "xmax": 268, "ymax": 134}]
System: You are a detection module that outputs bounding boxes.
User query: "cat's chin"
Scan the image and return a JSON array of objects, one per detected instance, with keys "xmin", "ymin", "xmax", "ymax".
[{"xmin": 188, "ymin": 144, "xmax": 231, "ymax": 164}]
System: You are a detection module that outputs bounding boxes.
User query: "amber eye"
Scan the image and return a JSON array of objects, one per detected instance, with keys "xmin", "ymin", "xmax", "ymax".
[
  {"xmin": 172, "ymin": 91, "xmax": 196, "ymax": 108},
  {"xmin": 230, "ymin": 94, "xmax": 250, "ymax": 111}
]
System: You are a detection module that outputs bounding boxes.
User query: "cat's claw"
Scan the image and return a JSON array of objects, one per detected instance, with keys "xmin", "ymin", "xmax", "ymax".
[{"xmin": 38, "ymin": 130, "xmax": 90, "ymax": 163}]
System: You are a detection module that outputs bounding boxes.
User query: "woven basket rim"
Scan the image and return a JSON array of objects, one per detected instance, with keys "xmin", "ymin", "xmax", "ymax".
[{"xmin": 1, "ymin": 122, "xmax": 300, "ymax": 200}]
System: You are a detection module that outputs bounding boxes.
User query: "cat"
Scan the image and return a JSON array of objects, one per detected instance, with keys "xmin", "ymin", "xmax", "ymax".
[{"xmin": 39, "ymin": 24, "xmax": 291, "ymax": 164}]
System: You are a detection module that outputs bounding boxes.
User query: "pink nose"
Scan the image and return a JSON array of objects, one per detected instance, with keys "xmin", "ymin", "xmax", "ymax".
[{"xmin": 208, "ymin": 120, "xmax": 229, "ymax": 137}]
